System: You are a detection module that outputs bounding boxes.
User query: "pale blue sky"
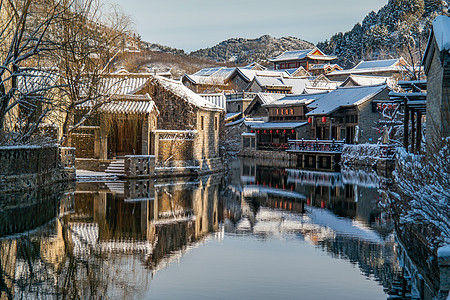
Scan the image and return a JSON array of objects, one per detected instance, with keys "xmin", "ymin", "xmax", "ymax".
[{"xmin": 108, "ymin": 0, "xmax": 388, "ymax": 52}]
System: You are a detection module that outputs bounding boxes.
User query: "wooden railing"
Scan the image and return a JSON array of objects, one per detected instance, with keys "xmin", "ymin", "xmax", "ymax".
[
  {"xmin": 287, "ymin": 139, "xmax": 345, "ymax": 153},
  {"xmin": 257, "ymin": 142, "xmax": 289, "ymax": 151}
]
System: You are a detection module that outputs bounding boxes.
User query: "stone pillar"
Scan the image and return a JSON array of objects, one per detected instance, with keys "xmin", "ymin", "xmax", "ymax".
[{"xmin": 153, "ymin": 132, "xmax": 160, "ymax": 165}]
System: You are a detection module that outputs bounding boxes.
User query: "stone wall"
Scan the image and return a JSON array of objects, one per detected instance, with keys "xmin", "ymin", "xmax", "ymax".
[
  {"xmin": 426, "ymin": 40, "xmax": 450, "ymax": 147},
  {"xmin": 141, "ymin": 79, "xmax": 197, "ymax": 130},
  {"xmin": 0, "ymin": 146, "xmax": 75, "ymax": 193},
  {"xmin": 239, "ymin": 148, "xmax": 297, "ymax": 166},
  {"xmin": 358, "ymin": 90, "xmax": 389, "ymax": 144},
  {"xmin": 194, "ymin": 111, "xmax": 220, "ymax": 160}
]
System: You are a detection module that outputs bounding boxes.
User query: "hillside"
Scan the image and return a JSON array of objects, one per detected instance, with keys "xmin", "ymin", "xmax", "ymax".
[
  {"xmin": 317, "ymin": 0, "xmax": 444, "ymax": 69},
  {"xmin": 190, "ymin": 35, "xmax": 314, "ymax": 65},
  {"xmin": 112, "ymin": 49, "xmax": 229, "ymax": 79}
]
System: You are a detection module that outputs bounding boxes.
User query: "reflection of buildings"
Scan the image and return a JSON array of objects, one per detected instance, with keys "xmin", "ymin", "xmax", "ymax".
[
  {"xmin": 236, "ymin": 159, "xmax": 382, "ymax": 226},
  {"xmin": 0, "ymin": 175, "xmax": 221, "ymax": 299},
  {"xmin": 219, "ymin": 158, "xmax": 409, "ymax": 298}
]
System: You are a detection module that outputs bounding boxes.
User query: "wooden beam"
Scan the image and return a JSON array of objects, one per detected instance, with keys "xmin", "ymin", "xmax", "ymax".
[{"xmin": 416, "ymin": 111, "xmax": 422, "ymax": 154}]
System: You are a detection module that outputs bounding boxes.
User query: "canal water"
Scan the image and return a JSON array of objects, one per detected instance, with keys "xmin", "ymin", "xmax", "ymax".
[{"xmin": 0, "ymin": 158, "xmax": 430, "ymax": 299}]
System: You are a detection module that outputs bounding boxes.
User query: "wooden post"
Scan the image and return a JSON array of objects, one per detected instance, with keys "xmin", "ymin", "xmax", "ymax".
[
  {"xmin": 410, "ymin": 108, "xmax": 415, "ymax": 153},
  {"xmin": 403, "ymin": 101, "xmax": 409, "ymax": 150},
  {"xmin": 416, "ymin": 111, "xmax": 422, "ymax": 154},
  {"xmin": 99, "ymin": 115, "xmax": 108, "ymax": 160}
]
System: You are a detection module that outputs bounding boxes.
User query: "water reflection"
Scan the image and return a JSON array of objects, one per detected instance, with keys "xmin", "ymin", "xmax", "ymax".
[{"xmin": 0, "ymin": 159, "xmax": 432, "ymax": 299}]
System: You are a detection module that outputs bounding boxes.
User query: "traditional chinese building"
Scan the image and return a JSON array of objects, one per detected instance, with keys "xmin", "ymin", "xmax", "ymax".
[
  {"xmin": 269, "ymin": 48, "xmax": 337, "ymax": 73},
  {"xmin": 306, "ymin": 84, "xmax": 390, "ymax": 144},
  {"xmin": 327, "ymin": 58, "xmax": 409, "ymax": 81}
]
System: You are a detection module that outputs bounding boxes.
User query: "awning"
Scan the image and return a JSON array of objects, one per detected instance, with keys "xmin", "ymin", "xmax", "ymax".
[
  {"xmin": 78, "ymin": 99, "xmax": 155, "ymax": 114},
  {"xmin": 246, "ymin": 121, "xmax": 308, "ymax": 130}
]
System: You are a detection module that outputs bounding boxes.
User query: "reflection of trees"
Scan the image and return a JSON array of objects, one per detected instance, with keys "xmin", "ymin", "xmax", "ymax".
[{"xmin": 1, "ymin": 175, "xmax": 221, "ymax": 299}]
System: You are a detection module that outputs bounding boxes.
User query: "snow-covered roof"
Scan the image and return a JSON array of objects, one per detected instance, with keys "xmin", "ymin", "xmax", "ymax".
[
  {"xmin": 18, "ymin": 68, "xmax": 59, "ymax": 94},
  {"xmin": 244, "ymin": 121, "xmax": 308, "ymax": 130},
  {"xmin": 233, "ymin": 68, "xmax": 290, "ymax": 82},
  {"xmin": 240, "ymin": 62, "xmax": 267, "ymax": 70},
  {"xmin": 341, "ymin": 74, "xmax": 394, "ymax": 87},
  {"xmin": 327, "ymin": 58, "xmax": 406, "ymax": 77},
  {"xmin": 78, "ymin": 94, "xmax": 156, "ymax": 115},
  {"xmin": 225, "ymin": 112, "xmax": 242, "ymax": 120},
  {"xmin": 264, "ymin": 92, "xmax": 328, "ymax": 107},
  {"xmin": 306, "ymin": 84, "xmax": 387, "ymax": 116},
  {"xmin": 423, "ymin": 15, "xmax": 450, "ymax": 72},
  {"xmin": 251, "ymin": 76, "xmax": 309, "ymax": 94},
  {"xmin": 431, "ymin": 15, "xmax": 450, "ymax": 52},
  {"xmin": 153, "ymin": 76, "xmax": 224, "ymax": 111},
  {"xmin": 257, "ymin": 93, "xmax": 278, "ymax": 105},
  {"xmin": 98, "ymin": 74, "xmax": 152, "ymax": 95},
  {"xmin": 98, "ymin": 99, "xmax": 155, "ymax": 115},
  {"xmin": 193, "ymin": 67, "xmax": 223, "ymax": 76},
  {"xmin": 185, "ymin": 67, "xmax": 235, "ymax": 85},
  {"xmin": 269, "ymin": 48, "xmax": 337, "ymax": 63},
  {"xmin": 281, "ymin": 78, "xmax": 310, "ymax": 94},
  {"xmin": 284, "ymin": 66, "xmax": 311, "ymax": 77},
  {"xmin": 309, "ymin": 63, "xmax": 343, "ymax": 71},
  {"xmin": 353, "ymin": 59, "xmax": 400, "ymax": 70}
]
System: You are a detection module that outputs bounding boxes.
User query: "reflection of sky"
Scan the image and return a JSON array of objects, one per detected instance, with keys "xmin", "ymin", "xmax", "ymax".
[
  {"xmin": 106, "ymin": 0, "xmax": 388, "ymax": 52},
  {"xmin": 146, "ymin": 235, "xmax": 386, "ymax": 300}
]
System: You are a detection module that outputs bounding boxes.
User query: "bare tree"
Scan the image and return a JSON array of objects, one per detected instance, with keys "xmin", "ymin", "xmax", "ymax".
[
  {"xmin": 0, "ymin": 0, "xmax": 133, "ymax": 146},
  {"xmin": 53, "ymin": 0, "xmax": 134, "ymax": 146},
  {"xmin": 0, "ymin": 0, "xmax": 68, "ymax": 145}
]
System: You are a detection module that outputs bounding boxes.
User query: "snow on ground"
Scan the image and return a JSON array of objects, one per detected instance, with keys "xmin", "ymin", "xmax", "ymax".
[{"xmin": 76, "ymin": 169, "xmax": 118, "ymax": 181}]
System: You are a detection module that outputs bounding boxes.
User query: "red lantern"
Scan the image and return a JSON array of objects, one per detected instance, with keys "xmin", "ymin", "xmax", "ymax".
[
  {"xmin": 250, "ymin": 130, "xmax": 254, "ymax": 133},
  {"xmin": 322, "ymin": 116, "xmax": 327, "ymax": 123},
  {"xmin": 291, "ymin": 129, "xmax": 295, "ymax": 134},
  {"xmin": 257, "ymin": 130, "xmax": 260, "ymax": 134},
  {"xmin": 308, "ymin": 117, "xmax": 312, "ymax": 123},
  {"xmin": 270, "ymin": 130, "xmax": 273, "ymax": 134},
  {"xmin": 276, "ymin": 130, "xmax": 279, "ymax": 134},
  {"xmin": 264, "ymin": 130, "xmax": 267, "ymax": 134},
  {"xmin": 283, "ymin": 130, "xmax": 286, "ymax": 134}
]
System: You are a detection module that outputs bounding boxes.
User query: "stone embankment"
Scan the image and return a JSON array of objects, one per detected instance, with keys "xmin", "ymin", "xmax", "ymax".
[{"xmin": 0, "ymin": 145, "xmax": 75, "ymax": 193}]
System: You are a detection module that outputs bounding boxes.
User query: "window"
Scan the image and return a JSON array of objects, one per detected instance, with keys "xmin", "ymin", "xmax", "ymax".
[
  {"xmin": 201, "ymin": 116, "xmax": 204, "ymax": 130},
  {"xmin": 214, "ymin": 117, "xmax": 218, "ymax": 131}
]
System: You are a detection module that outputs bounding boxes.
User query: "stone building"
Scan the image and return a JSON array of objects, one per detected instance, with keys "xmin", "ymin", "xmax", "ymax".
[
  {"xmin": 422, "ymin": 15, "xmax": 450, "ymax": 146},
  {"xmin": 72, "ymin": 73, "xmax": 158, "ymax": 162},
  {"xmin": 138, "ymin": 76, "xmax": 224, "ymax": 174},
  {"xmin": 72, "ymin": 73, "xmax": 224, "ymax": 175},
  {"xmin": 306, "ymin": 84, "xmax": 390, "ymax": 144}
]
